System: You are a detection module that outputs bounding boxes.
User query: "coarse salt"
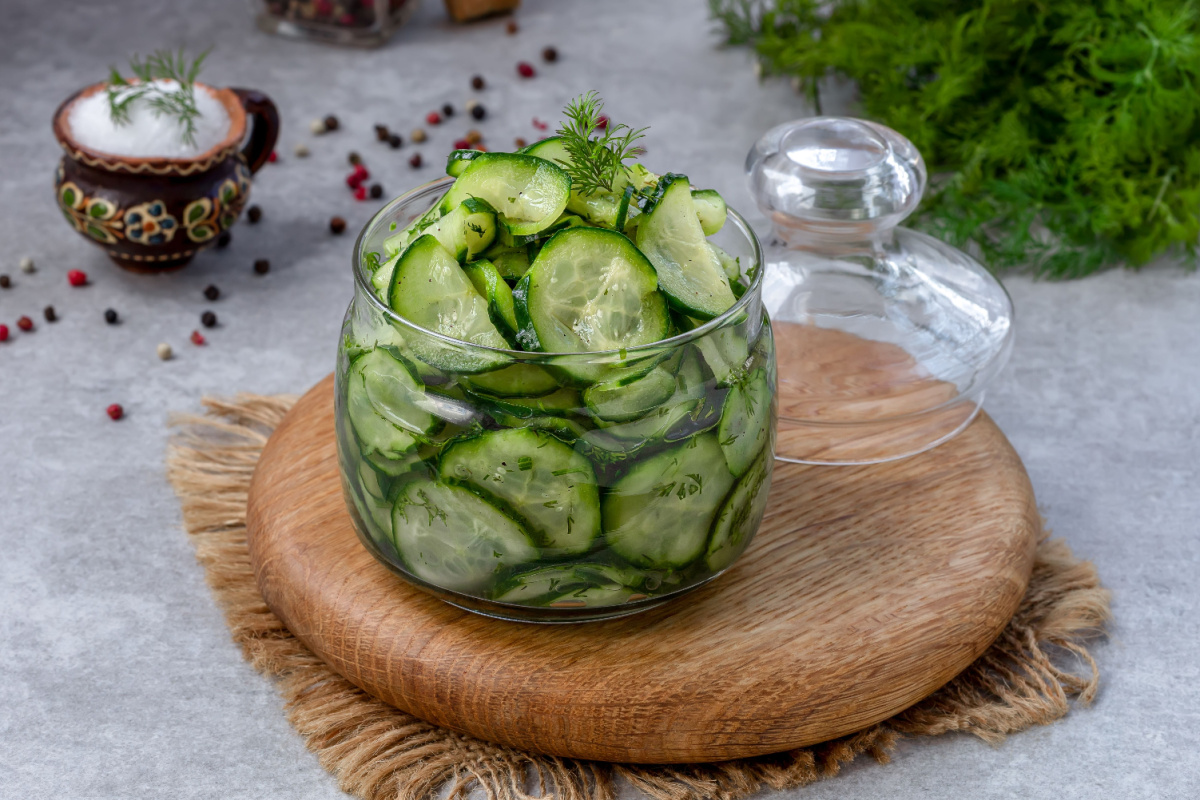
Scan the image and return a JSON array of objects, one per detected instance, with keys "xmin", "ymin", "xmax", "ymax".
[{"xmin": 68, "ymin": 80, "xmax": 231, "ymax": 159}]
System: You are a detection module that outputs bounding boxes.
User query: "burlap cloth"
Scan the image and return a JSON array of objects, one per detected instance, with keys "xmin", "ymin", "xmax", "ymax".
[{"xmin": 167, "ymin": 394, "xmax": 1111, "ymax": 800}]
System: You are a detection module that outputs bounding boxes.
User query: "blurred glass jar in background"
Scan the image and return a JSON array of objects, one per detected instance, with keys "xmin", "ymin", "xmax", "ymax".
[{"xmin": 256, "ymin": 0, "xmax": 420, "ymax": 47}]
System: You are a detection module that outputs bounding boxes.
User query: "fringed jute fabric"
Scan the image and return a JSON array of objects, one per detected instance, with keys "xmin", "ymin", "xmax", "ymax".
[{"xmin": 167, "ymin": 394, "xmax": 1111, "ymax": 800}]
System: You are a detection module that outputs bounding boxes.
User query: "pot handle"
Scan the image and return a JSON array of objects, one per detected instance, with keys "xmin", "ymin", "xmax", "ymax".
[{"xmin": 231, "ymin": 88, "xmax": 280, "ymax": 174}]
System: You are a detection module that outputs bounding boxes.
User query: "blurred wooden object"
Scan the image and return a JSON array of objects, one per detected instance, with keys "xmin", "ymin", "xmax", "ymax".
[{"xmin": 444, "ymin": 0, "xmax": 519, "ymax": 22}]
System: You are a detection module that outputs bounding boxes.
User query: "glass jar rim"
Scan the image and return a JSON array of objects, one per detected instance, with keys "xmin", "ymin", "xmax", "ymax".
[{"xmin": 351, "ymin": 176, "xmax": 766, "ymax": 360}]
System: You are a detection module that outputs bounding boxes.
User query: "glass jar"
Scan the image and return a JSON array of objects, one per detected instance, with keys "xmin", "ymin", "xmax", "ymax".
[
  {"xmin": 255, "ymin": 0, "xmax": 419, "ymax": 47},
  {"xmin": 747, "ymin": 118, "xmax": 1013, "ymax": 465},
  {"xmin": 336, "ymin": 178, "xmax": 777, "ymax": 622}
]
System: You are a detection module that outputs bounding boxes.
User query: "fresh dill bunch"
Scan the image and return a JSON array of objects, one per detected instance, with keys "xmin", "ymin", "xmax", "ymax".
[
  {"xmin": 555, "ymin": 91, "xmax": 648, "ymax": 196},
  {"xmin": 106, "ymin": 48, "xmax": 211, "ymax": 147},
  {"xmin": 711, "ymin": 0, "xmax": 1200, "ymax": 278}
]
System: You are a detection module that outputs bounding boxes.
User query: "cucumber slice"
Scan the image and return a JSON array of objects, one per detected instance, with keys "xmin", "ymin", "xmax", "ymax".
[
  {"xmin": 498, "ymin": 212, "xmax": 587, "ymax": 248},
  {"xmin": 717, "ymin": 368, "xmax": 772, "ymax": 477},
  {"xmin": 372, "ymin": 252, "xmax": 401, "ymax": 299},
  {"xmin": 382, "ymin": 203, "xmax": 442, "ymax": 258},
  {"xmin": 465, "ymin": 385, "xmax": 581, "ymax": 419},
  {"xmin": 677, "ymin": 313, "xmax": 751, "ymax": 388},
  {"xmin": 388, "ymin": 235, "xmax": 510, "ymax": 373},
  {"xmin": 446, "ymin": 148, "xmax": 482, "ymax": 177},
  {"xmin": 487, "ymin": 412, "xmax": 589, "ymax": 443},
  {"xmin": 356, "ymin": 348, "xmax": 442, "ymax": 436},
  {"xmin": 366, "ymin": 449, "xmax": 426, "ymax": 478},
  {"xmin": 710, "ymin": 243, "xmax": 742, "ymax": 285},
  {"xmin": 345, "ymin": 473, "xmax": 394, "ymax": 549},
  {"xmin": 391, "ymin": 477, "xmax": 537, "ymax": 594},
  {"xmin": 463, "ymin": 362, "xmax": 559, "ymax": 397},
  {"xmin": 440, "ymin": 153, "xmax": 570, "ymax": 237},
  {"xmin": 614, "ymin": 185, "xmax": 635, "ymax": 232},
  {"xmin": 602, "ymin": 434, "xmax": 736, "ymax": 569},
  {"xmin": 522, "ymin": 136, "xmax": 624, "ymax": 227},
  {"xmin": 462, "ymin": 259, "xmax": 519, "ymax": 342},
  {"xmin": 440, "ymin": 428, "xmax": 601, "ymax": 556},
  {"xmin": 483, "ymin": 243, "xmax": 532, "ymax": 281},
  {"xmin": 514, "ymin": 227, "xmax": 670, "ymax": 376},
  {"xmin": 345, "ymin": 354, "xmax": 421, "ymax": 458},
  {"xmin": 583, "ymin": 364, "xmax": 676, "ymax": 423},
  {"xmin": 492, "ymin": 563, "xmax": 640, "ymax": 607},
  {"xmin": 706, "ymin": 448, "xmax": 772, "ymax": 572},
  {"xmin": 636, "ymin": 176, "xmax": 736, "ymax": 320},
  {"xmin": 691, "ymin": 189, "xmax": 728, "ymax": 236},
  {"xmin": 408, "ymin": 198, "xmax": 498, "ymax": 263}
]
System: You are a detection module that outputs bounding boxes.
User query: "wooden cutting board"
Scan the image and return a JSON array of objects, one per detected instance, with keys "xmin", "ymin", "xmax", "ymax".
[{"xmin": 246, "ymin": 360, "xmax": 1037, "ymax": 764}]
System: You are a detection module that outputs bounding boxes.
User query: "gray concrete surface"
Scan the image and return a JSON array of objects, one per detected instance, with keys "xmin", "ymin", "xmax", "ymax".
[{"xmin": 1, "ymin": 0, "xmax": 1197, "ymax": 797}]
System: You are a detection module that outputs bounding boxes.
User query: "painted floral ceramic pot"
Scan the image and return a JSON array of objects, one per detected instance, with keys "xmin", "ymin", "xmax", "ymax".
[{"xmin": 51, "ymin": 83, "xmax": 279, "ymax": 273}]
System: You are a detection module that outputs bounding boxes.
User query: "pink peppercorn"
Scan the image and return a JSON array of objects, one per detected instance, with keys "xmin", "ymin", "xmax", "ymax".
[
  {"xmin": 454, "ymin": 138, "xmax": 471, "ymax": 150},
  {"xmin": 354, "ymin": 184, "xmax": 367, "ymax": 201},
  {"xmin": 532, "ymin": 117, "xmax": 548, "ymax": 131},
  {"xmin": 267, "ymin": 150, "xmax": 278, "ymax": 163},
  {"xmin": 106, "ymin": 404, "xmax": 124, "ymax": 421},
  {"xmin": 517, "ymin": 62, "xmax": 535, "ymax": 78},
  {"xmin": 0, "ymin": 324, "xmax": 8, "ymax": 342},
  {"xmin": 191, "ymin": 330, "xmax": 206, "ymax": 346},
  {"xmin": 67, "ymin": 269, "xmax": 87, "ymax": 287},
  {"xmin": 426, "ymin": 111, "xmax": 442, "ymax": 125},
  {"xmin": 17, "ymin": 316, "xmax": 33, "ymax": 332},
  {"xmin": 597, "ymin": 115, "xmax": 609, "ymax": 130}
]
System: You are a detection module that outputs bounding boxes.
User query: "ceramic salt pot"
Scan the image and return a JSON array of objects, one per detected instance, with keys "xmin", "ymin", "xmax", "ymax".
[
  {"xmin": 746, "ymin": 117, "xmax": 1014, "ymax": 465},
  {"xmin": 52, "ymin": 83, "xmax": 279, "ymax": 272}
]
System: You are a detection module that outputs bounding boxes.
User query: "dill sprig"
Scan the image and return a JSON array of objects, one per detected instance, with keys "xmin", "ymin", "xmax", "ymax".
[
  {"xmin": 106, "ymin": 48, "xmax": 211, "ymax": 148},
  {"xmin": 555, "ymin": 91, "xmax": 648, "ymax": 196},
  {"xmin": 711, "ymin": 0, "xmax": 1200, "ymax": 279}
]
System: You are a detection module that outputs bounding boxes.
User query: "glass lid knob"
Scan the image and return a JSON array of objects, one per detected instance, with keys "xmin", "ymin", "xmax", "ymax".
[{"xmin": 746, "ymin": 117, "xmax": 927, "ymax": 240}]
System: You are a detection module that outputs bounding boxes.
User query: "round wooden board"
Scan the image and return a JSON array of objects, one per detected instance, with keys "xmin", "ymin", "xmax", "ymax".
[{"xmin": 247, "ymin": 370, "xmax": 1038, "ymax": 764}]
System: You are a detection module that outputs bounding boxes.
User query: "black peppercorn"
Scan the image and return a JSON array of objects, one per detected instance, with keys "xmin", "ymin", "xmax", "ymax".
[
  {"xmin": 216, "ymin": 230, "xmax": 231, "ymax": 248},
  {"xmin": 330, "ymin": 217, "xmax": 347, "ymax": 234},
  {"xmin": 324, "ymin": 114, "xmax": 340, "ymax": 131},
  {"xmin": 104, "ymin": 308, "xmax": 119, "ymax": 325},
  {"xmin": 388, "ymin": 133, "xmax": 402, "ymax": 149},
  {"xmin": 201, "ymin": 310, "xmax": 217, "ymax": 328},
  {"xmin": 369, "ymin": 183, "xmax": 383, "ymax": 199},
  {"xmin": 43, "ymin": 306, "xmax": 57, "ymax": 322},
  {"xmin": 246, "ymin": 205, "xmax": 262, "ymax": 224},
  {"xmin": 542, "ymin": 46, "xmax": 558, "ymax": 62},
  {"xmin": 204, "ymin": 285, "xmax": 220, "ymax": 301},
  {"xmin": 442, "ymin": 103, "xmax": 455, "ymax": 117},
  {"xmin": 470, "ymin": 104, "xmax": 486, "ymax": 121},
  {"xmin": 471, "ymin": 75, "xmax": 485, "ymax": 90},
  {"xmin": 374, "ymin": 124, "xmax": 390, "ymax": 142},
  {"xmin": 254, "ymin": 259, "xmax": 270, "ymax": 275},
  {"xmin": 0, "ymin": 274, "xmax": 9, "ymax": 288},
  {"xmin": 349, "ymin": 151, "xmax": 362, "ymax": 166}
]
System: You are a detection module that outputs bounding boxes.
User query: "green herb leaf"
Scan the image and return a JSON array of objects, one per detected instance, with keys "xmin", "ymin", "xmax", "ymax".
[
  {"xmin": 555, "ymin": 91, "xmax": 649, "ymax": 196},
  {"xmin": 105, "ymin": 47, "xmax": 211, "ymax": 148}
]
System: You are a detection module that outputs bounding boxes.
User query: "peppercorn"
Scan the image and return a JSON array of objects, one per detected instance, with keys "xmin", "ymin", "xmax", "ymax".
[
  {"xmin": 330, "ymin": 216, "xmax": 347, "ymax": 234},
  {"xmin": 517, "ymin": 62, "xmax": 535, "ymax": 78},
  {"xmin": 409, "ymin": 153, "xmax": 423, "ymax": 168},
  {"xmin": 267, "ymin": 150, "xmax": 278, "ymax": 163},
  {"xmin": 442, "ymin": 103, "xmax": 455, "ymax": 117},
  {"xmin": 294, "ymin": 143, "xmax": 310, "ymax": 158},
  {"xmin": 506, "ymin": 19, "xmax": 518, "ymax": 34},
  {"xmin": 310, "ymin": 118, "xmax": 327, "ymax": 135},
  {"xmin": 0, "ymin": 324, "xmax": 8, "ymax": 342},
  {"xmin": 411, "ymin": 128, "xmax": 428, "ymax": 143},
  {"xmin": 542, "ymin": 46, "xmax": 558, "ymax": 62},
  {"xmin": 191, "ymin": 330, "xmax": 206, "ymax": 345},
  {"xmin": 43, "ymin": 306, "xmax": 56, "ymax": 322},
  {"xmin": 388, "ymin": 133, "xmax": 403, "ymax": 149},
  {"xmin": 106, "ymin": 403, "xmax": 124, "ymax": 421},
  {"xmin": 17, "ymin": 315, "xmax": 33, "ymax": 332},
  {"xmin": 470, "ymin": 104, "xmax": 486, "ymax": 121},
  {"xmin": 104, "ymin": 308, "xmax": 119, "ymax": 325},
  {"xmin": 426, "ymin": 111, "xmax": 442, "ymax": 125},
  {"xmin": 596, "ymin": 115, "xmax": 609, "ymax": 130},
  {"xmin": 217, "ymin": 231, "xmax": 231, "ymax": 248},
  {"xmin": 67, "ymin": 269, "xmax": 87, "ymax": 287},
  {"xmin": 375, "ymin": 124, "xmax": 390, "ymax": 142},
  {"xmin": 201, "ymin": 310, "xmax": 217, "ymax": 328},
  {"xmin": 0, "ymin": 275, "xmax": 10, "ymax": 289},
  {"xmin": 349, "ymin": 151, "xmax": 362, "ymax": 166},
  {"xmin": 19, "ymin": 257, "xmax": 35, "ymax": 273},
  {"xmin": 204, "ymin": 284, "xmax": 220, "ymax": 301},
  {"xmin": 157, "ymin": 342, "xmax": 173, "ymax": 360},
  {"xmin": 369, "ymin": 183, "xmax": 383, "ymax": 199},
  {"xmin": 253, "ymin": 259, "xmax": 270, "ymax": 275},
  {"xmin": 465, "ymin": 129, "xmax": 483, "ymax": 144},
  {"xmin": 514, "ymin": 137, "xmax": 527, "ymax": 148},
  {"xmin": 247, "ymin": 205, "xmax": 263, "ymax": 223},
  {"xmin": 454, "ymin": 138, "xmax": 470, "ymax": 150},
  {"xmin": 324, "ymin": 114, "xmax": 340, "ymax": 131},
  {"xmin": 471, "ymin": 75, "xmax": 485, "ymax": 90}
]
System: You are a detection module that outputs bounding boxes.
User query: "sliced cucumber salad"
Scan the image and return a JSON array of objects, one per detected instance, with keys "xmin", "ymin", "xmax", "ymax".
[{"xmin": 342, "ymin": 93, "xmax": 776, "ymax": 615}]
